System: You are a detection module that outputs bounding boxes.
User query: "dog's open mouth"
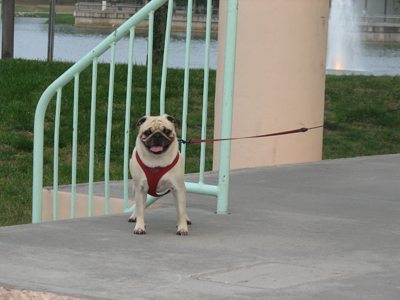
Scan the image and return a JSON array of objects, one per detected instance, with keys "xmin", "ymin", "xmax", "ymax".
[
  {"xmin": 150, "ymin": 146, "xmax": 164, "ymax": 154},
  {"xmin": 144, "ymin": 142, "xmax": 171, "ymax": 155},
  {"xmin": 142, "ymin": 130, "xmax": 173, "ymax": 155}
]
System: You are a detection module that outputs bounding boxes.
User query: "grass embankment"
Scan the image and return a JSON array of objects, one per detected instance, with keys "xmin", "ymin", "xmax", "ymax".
[
  {"xmin": 16, "ymin": 0, "xmax": 76, "ymax": 5},
  {"xmin": 323, "ymin": 75, "xmax": 400, "ymax": 159},
  {"xmin": 45, "ymin": 14, "xmax": 76, "ymax": 25},
  {"xmin": 15, "ymin": 4, "xmax": 75, "ymax": 25},
  {"xmin": 0, "ymin": 59, "xmax": 400, "ymax": 227}
]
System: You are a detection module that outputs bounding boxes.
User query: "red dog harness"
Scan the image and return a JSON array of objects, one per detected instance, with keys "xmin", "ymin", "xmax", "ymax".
[{"xmin": 135, "ymin": 151, "xmax": 180, "ymax": 197}]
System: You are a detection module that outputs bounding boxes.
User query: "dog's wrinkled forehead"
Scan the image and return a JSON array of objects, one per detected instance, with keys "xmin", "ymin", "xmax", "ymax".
[
  {"xmin": 132, "ymin": 114, "xmax": 180, "ymax": 132},
  {"xmin": 146, "ymin": 118, "xmax": 173, "ymax": 132}
]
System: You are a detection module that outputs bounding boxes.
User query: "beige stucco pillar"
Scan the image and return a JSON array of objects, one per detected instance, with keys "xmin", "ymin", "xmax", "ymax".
[{"xmin": 213, "ymin": 0, "xmax": 329, "ymax": 170}]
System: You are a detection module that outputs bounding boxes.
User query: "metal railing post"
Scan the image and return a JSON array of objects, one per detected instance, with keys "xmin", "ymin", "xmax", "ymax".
[
  {"xmin": 160, "ymin": 0, "xmax": 174, "ymax": 115},
  {"xmin": 180, "ymin": 0, "xmax": 193, "ymax": 171},
  {"xmin": 199, "ymin": 0, "xmax": 213, "ymax": 183},
  {"xmin": 146, "ymin": 10, "xmax": 154, "ymax": 115},
  {"xmin": 217, "ymin": 0, "xmax": 238, "ymax": 214}
]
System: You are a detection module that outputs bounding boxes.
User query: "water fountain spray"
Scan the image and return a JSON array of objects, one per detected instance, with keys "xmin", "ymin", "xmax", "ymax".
[{"xmin": 326, "ymin": 0, "xmax": 363, "ymax": 72}]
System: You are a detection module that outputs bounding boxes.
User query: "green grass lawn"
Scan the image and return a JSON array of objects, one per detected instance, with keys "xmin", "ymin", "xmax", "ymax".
[
  {"xmin": 16, "ymin": 13, "xmax": 75, "ymax": 25},
  {"xmin": 15, "ymin": 4, "xmax": 76, "ymax": 25},
  {"xmin": 323, "ymin": 75, "xmax": 400, "ymax": 159},
  {"xmin": 47, "ymin": 14, "xmax": 75, "ymax": 25},
  {"xmin": 0, "ymin": 59, "xmax": 399, "ymax": 227},
  {"xmin": 15, "ymin": 3, "xmax": 76, "ymax": 14},
  {"xmin": 15, "ymin": 5, "xmax": 50, "ymax": 13}
]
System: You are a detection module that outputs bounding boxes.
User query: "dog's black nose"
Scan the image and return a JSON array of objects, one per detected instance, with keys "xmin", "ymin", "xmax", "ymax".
[{"xmin": 153, "ymin": 133, "xmax": 162, "ymax": 140}]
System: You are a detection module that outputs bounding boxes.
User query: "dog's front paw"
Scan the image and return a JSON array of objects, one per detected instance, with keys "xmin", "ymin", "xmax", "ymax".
[
  {"xmin": 177, "ymin": 229, "xmax": 188, "ymax": 236},
  {"xmin": 176, "ymin": 220, "xmax": 188, "ymax": 236},
  {"xmin": 133, "ymin": 227, "xmax": 146, "ymax": 235},
  {"xmin": 128, "ymin": 217, "xmax": 136, "ymax": 223}
]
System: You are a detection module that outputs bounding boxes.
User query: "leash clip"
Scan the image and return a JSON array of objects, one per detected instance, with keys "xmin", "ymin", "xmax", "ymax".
[{"xmin": 178, "ymin": 138, "xmax": 192, "ymax": 144}]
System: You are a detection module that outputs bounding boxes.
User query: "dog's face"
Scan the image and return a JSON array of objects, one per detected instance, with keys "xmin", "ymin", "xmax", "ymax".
[{"xmin": 132, "ymin": 114, "xmax": 181, "ymax": 156}]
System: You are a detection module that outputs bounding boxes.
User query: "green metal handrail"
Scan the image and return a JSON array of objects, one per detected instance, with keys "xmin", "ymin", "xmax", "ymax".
[{"xmin": 32, "ymin": 0, "xmax": 238, "ymax": 223}]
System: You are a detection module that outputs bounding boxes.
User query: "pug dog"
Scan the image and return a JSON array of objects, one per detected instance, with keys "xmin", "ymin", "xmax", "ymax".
[{"xmin": 129, "ymin": 114, "xmax": 191, "ymax": 235}]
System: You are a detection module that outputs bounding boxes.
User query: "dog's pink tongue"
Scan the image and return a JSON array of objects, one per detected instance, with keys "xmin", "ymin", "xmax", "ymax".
[{"xmin": 150, "ymin": 146, "xmax": 164, "ymax": 152}]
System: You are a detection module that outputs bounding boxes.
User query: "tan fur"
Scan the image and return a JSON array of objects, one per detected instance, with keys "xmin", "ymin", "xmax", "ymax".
[{"xmin": 129, "ymin": 114, "xmax": 190, "ymax": 235}]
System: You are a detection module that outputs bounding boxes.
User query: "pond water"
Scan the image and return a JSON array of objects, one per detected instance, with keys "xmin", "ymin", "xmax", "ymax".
[
  {"xmin": 326, "ymin": 42, "xmax": 400, "ymax": 76},
  {"xmin": 7, "ymin": 17, "xmax": 400, "ymax": 75},
  {"xmin": 12, "ymin": 17, "xmax": 219, "ymax": 69}
]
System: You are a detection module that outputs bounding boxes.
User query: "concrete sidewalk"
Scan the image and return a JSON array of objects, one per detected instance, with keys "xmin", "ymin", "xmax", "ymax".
[{"xmin": 1, "ymin": 154, "xmax": 400, "ymax": 300}]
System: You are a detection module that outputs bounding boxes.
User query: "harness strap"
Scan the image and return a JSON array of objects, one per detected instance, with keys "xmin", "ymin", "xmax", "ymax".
[{"xmin": 135, "ymin": 151, "xmax": 180, "ymax": 197}]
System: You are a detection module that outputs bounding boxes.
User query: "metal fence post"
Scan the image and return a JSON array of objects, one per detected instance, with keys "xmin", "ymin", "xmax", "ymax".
[
  {"xmin": 0, "ymin": 1, "xmax": 2, "ymax": 47},
  {"xmin": 1, "ymin": 0, "xmax": 15, "ymax": 59},
  {"xmin": 48, "ymin": 0, "xmax": 56, "ymax": 61},
  {"xmin": 217, "ymin": 0, "xmax": 238, "ymax": 214}
]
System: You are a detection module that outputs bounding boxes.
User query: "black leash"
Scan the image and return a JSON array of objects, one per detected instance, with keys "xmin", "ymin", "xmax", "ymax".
[{"xmin": 179, "ymin": 108, "xmax": 400, "ymax": 145}]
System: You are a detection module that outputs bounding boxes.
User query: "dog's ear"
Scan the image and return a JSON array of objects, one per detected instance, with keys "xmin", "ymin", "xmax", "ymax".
[
  {"xmin": 132, "ymin": 116, "xmax": 147, "ymax": 131},
  {"xmin": 166, "ymin": 115, "xmax": 181, "ymax": 129}
]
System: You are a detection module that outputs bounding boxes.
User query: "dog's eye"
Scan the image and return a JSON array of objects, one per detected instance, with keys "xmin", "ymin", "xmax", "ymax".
[
  {"xmin": 164, "ymin": 129, "xmax": 172, "ymax": 135},
  {"xmin": 144, "ymin": 130, "xmax": 152, "ymax": 137}
]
